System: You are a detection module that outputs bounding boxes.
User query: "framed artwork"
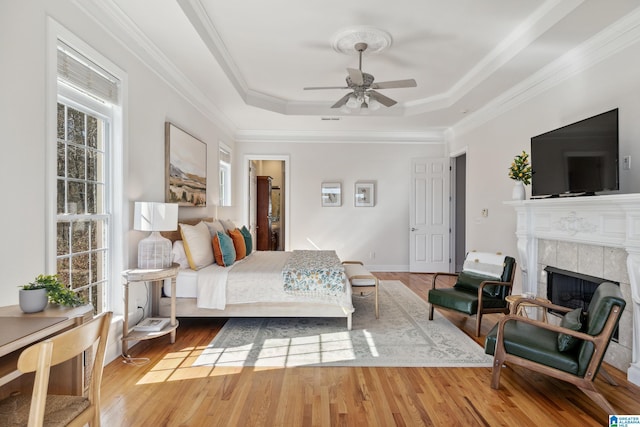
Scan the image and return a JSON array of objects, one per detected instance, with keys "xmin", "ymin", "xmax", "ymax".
[
  {"xmin": 165, "ymin": 122, "xmax": 207, "ymax": 207},
  {"xmin": 321, "ymin": 182, "xmax": 342, "ymax": 207},
  {"xmin": 355, "ymin": 181, "xmax": 375, "ymax": 207}
]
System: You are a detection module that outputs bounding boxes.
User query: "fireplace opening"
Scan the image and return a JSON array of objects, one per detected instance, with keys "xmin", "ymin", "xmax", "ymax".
[{"xmin": 545, "ymin": 266, "xmax": 619, "ymax": 341}]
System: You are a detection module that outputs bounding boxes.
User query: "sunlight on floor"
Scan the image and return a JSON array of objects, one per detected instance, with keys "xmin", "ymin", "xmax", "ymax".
[{"xmin": 135, "ymin": 330, "xmax": 374, "ymax": 385}]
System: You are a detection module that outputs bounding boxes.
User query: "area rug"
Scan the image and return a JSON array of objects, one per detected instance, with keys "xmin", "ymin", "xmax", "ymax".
[{"xmin": 194, "ymin": 280, "xmax": 493, "ymax": 368}]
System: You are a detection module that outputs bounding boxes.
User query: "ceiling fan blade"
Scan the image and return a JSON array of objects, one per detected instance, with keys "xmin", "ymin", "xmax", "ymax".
[
  {"xmin": 347, "ymin": 68, "xmax": 364, "ymax": 86},
  {"xmin": 371, "ymin": 79, "xmax": 417, "ymax": 89},
  {"xmin": 304, "ymin": 86, "xmax": 349, "ymax": 90},
  {"xmin": 368, "ymin": 90, "xmax": 397, "ymax": 107},
  {"xmin": 331, "ymin": 93, "xmax": 353, "ymax": 108}
]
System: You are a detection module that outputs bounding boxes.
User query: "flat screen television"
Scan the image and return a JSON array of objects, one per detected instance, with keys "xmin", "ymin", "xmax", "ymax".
[{"xmin": 531, "ymin": 109, "xmax": 619, "ymax": 198}]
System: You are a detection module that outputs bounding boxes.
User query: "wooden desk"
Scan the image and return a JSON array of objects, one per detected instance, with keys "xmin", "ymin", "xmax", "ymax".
[{"xmin": 0, "ymin": 304, "xmax": 93, "ymax": 399}]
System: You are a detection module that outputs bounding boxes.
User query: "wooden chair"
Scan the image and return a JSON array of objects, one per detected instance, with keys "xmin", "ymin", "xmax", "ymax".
[
  {"xmin": 343, "ymin": 261, "xmax": 379, "ymax": 318},
  {"xmin": 485, "ymin": 282, "xmax": 625, "ymax": 414},
  {"xmin": 0, "ymin": 311, "xmax": 112, "ymax": 427},
  {"xmin": 428, "ymin": 253, "xmax": 516, "ymax": 336}
]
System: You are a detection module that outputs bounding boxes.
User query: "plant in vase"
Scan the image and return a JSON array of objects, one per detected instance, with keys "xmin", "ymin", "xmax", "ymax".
[
  {"xmin": 508, "ymin": 151, "xmax": 533, "ymax": 200},
  {"xmin": 19, "ymin": 274, "xmax": 86, "ymax": 313}
]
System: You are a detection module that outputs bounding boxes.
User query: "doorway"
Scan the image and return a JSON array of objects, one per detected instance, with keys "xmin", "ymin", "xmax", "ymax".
[
  {"xmin": 243, "ymin": 155, "xmax": 290, "ymax": 251},
  {"xmin": 452, "ymin": 152, "xmax": 466, "ymax": 272}
]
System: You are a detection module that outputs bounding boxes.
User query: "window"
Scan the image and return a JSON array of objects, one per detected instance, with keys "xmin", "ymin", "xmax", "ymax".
[
  {"xmin": 219, "ymin": 144, "xmax": 231, "ymax": 206},
  {"xmin": 55, "ymin": 41, "xmax": 121, "ymax": 314}
]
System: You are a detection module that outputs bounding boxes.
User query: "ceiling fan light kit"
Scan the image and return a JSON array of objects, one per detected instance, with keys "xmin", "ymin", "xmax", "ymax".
[{"xmin": 305, "ymin": 26, "xmax": 417, "ymax": 112}]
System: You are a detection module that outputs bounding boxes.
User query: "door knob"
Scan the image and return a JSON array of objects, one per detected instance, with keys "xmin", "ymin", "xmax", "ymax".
[{"xmin": 411, "ymin": 227, "xmax": 417, "ymax": 231}]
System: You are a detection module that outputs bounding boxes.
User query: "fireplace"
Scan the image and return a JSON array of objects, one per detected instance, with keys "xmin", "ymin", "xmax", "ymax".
[
  {"xmin": 506, "ymin": 194, "xmax": 640, "ymax": 386},
  {"xmin": 545, "ymin": 266, "xmax": 619, "ymax": 340}
]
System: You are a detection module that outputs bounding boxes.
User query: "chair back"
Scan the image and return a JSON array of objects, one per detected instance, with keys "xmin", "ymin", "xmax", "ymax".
[
  {"xmin": 17, "ymin": 311, "xmax": 112, "ymax": 427},
  {"xmin": 576, "ymin": 283, "xmax": 625, "ymax": 376}
]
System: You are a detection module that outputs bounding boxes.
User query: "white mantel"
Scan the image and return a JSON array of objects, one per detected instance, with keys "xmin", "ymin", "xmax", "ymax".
[{"xmin": 506, "ymin": 193, "xmax": 640, "ymax": 386}]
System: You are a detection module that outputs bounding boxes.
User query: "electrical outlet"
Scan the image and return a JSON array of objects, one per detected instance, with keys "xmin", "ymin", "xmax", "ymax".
[
  {"xmin": 623, "ymin": 155, "xmax": 631, "ymax": 170},
  {"xmin": 481, "ymin": 208, "xmax": 489, "ymax": 217},
  {"xmin": 369, "ymin": 251, "xmax": 375, "ymax": 259}
]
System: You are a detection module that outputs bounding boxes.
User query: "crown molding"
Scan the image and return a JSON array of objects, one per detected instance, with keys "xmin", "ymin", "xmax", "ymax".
[
  {"xmin": 75, "ymin": 0, "xmax": 236, "ymax": 137},
  {"xmin": 178, "ymin": 0, "xmax": 581, "ymax": 117},
  {"xmin": 452, "ymin": 5, "xmax": 640, "ymax": 137},
  {"xmin": 234, "ymin": 129, "xmax": 446, "ymax": 144}
]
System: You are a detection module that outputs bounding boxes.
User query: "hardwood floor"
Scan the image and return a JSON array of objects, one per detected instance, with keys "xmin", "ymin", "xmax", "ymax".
[{"xmin": 100, "ymin": 273, "xmax": 640, "ymax": 426}]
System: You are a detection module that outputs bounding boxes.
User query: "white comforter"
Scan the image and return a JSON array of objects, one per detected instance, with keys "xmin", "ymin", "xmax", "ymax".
[{"xmin": 195, "ymin": 251, "xmax": 353, "ymax": 311}]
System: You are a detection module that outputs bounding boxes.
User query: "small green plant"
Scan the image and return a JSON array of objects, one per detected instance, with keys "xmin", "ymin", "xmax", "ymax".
[
  {"xmin": 21, "ymin": 274, "xmax": 86, "ymax": 307},
  {"xmin": 508, "ymin": 151, "xmax": 533, "ymax": 185}
]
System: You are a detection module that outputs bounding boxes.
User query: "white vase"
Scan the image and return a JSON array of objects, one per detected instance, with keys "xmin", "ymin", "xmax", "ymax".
[{"xmin": 512, "ymin": 181, "xmax": 526, "ymax": 200}]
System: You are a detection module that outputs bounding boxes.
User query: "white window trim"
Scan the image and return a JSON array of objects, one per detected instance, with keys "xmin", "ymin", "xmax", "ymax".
[
  {"xmin": 219, "ymin": 142, "xmax": 232, "ymax": 207},
  {"xmin": 46, "ymin": 18, "xmax": 127, "ymax": 315}
]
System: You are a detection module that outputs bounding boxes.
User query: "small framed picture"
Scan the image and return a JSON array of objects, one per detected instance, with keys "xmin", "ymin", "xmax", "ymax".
[
  {"xmin": 321, "ymin": 182, "xmax": 342, "ymax": 207},
  {"xmin": 355, "ymin": 182, "xmax": 375, "ymax": 207}
]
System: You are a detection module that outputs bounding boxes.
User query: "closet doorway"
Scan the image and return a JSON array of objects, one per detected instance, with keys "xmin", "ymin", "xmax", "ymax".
[{"xmin": 243, "ymin": 155, "xmax": 290, "ymax": 251}]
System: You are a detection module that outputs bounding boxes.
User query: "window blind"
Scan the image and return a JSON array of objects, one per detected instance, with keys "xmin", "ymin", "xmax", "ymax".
[{"xmin": 57, "ymin": 41, "xmax": 119, "ymax": 104}]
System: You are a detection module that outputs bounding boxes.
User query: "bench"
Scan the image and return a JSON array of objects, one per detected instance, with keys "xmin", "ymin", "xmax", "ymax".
[{"xmin": 342, "ymin": 261, "xmax": 379, "ymax": 318}]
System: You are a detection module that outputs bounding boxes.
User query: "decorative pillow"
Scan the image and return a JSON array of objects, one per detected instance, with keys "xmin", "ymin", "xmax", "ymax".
[
  {"xmin": 171, "ymin": 240, "xmax": 190, "ymax": 269},
  {"xmin": 179, "ymin": 222, "xmax": 214, "ymax": 270},
  {"xmin": 212, "ymin": 231, "xmax": 236, "ymax": 267},
  {"xmin": 240, "ymin": 226, "xmax": 253, "ymax": 254},
  {"xmin": 558, "ymin": 308, "xmax": 583, "ymax": 352},
  {"xmin": 454, "ymin": 271, "xmax": 502, "ymax": 297},
  {"xmin": 203, "ymin": 220, "xmax": 225, "ymax": 237},
  {"xmin": 228, "ymin": 228, "xmax": 247, "ymax": 260},
  {"xmin": 220, "ymin": 219, "xmax": 236, "ymax": 233}
]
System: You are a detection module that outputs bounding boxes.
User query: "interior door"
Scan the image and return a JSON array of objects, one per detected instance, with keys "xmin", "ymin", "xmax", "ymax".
[{"xmin": 410, "ymin": 157, "xmax": 450, "ymax": 272}]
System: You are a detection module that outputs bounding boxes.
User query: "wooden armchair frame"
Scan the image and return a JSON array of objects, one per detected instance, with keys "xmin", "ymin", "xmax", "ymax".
[
  {"xmin": 490, "ymin": 298, "xmax": 622, "ymax": 414},
  {"xmin": 429, "ymin": 267, "xmax": 515, "ymax": 336}
]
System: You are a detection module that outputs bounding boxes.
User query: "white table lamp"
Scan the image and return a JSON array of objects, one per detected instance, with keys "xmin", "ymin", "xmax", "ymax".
[{"xmin": 134, "ymin": 202, "xmax": 179, "ymax": 269}]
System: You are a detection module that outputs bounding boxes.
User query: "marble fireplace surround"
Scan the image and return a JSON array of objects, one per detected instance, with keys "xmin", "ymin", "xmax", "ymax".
[{"xmin": 506, "ymin": 194, "xmax": 640, "ymax": 386}]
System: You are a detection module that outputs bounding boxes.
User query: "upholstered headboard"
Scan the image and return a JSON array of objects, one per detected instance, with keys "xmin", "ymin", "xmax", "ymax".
[{"xmin": 161, "ymin": 217, "xmax": 214, "ymax": 243}]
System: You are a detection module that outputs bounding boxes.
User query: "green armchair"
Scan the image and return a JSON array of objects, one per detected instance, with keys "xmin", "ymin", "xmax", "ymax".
[
  {"xmin": 428, "ymin": 253, "xmax": 516, "ymax": 336},
  {"xmin": 484, "ymin": 282, "xmax": 625, "ymax": 414}
]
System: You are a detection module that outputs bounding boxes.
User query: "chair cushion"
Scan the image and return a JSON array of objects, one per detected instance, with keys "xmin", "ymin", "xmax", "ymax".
[
  {"xmin": 557, "ymin": 308, "xmax": 583, "ymax": 352},
  {"xmin": 429, "ymin": 287, "xmax": 507, "ymax": 315},
  {"xmin": 454, "ymin": 271, "xmax": 503, "ymax": 297},
  {"xmin": 0, "ymin": 393, "xmax": 90, "ymax": 427},
  {"xmin": 576, "ymin": 282, "xmax": 626, "ymax": 376},
  {"xmin": 485, "ymin": 321, "xmax": 580, "ymax": 375}
]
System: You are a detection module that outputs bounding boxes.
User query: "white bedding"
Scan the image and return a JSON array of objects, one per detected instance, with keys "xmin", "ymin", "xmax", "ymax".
[{"xmin": 163, "ymin": 251, "xmax": 354, "ymax": 312}]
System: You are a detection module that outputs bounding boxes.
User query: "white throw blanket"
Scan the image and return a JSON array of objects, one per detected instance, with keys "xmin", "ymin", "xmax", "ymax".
[
  {"xmin": 196, "ymin": 263, "xmax": 230, "ymax": 309},
  {"xmin": 462, "ymin": 251, "xmax": 505, "ymax": 279}
]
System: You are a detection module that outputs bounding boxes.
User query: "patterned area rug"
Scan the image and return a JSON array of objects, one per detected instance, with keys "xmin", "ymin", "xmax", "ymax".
[{"xmin": 194, "ymin": 280, "xmax": 493, "ymax": 367}]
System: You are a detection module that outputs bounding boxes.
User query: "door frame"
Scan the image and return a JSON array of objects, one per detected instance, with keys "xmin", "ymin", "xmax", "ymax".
[
  {"xmin": 450, "ymin": 146, "xmax": 467, "ymax": 273},
  {"xmin": 242, "ymin": 154, "xmax": 290, "ymax": 250}
]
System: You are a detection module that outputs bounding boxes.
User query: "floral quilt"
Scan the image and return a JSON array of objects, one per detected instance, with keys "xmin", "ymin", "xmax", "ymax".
[{"xmin": 282, "ymin": 250, "xmax": 346, "ymax": 296}]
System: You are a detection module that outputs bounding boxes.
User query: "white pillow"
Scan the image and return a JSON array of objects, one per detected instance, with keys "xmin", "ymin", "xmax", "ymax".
[
  {"xmin": 171, "ymin": 240, "xmax": 190, "ymax": 269},
  {"xmin": 204, "ymin": 220, "xmax": 225, "ymax": 237},
  {"xmin": 179, "ymin": 222, "xmax": 214, "ymax": 270},
  {"xmin": 220, "ymin": 219, "xmax": 236, "ymax": 233}
]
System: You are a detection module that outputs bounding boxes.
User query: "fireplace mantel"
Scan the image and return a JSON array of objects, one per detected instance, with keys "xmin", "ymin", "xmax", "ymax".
[{"xmin": 506, "ymin": 193, "xmax": 640, "ymax": 386}]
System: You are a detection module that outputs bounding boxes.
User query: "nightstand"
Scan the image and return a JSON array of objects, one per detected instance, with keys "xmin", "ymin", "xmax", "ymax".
[{"xmin": 121, "ymin": 263, "xmax": 179, "ymax": 358}]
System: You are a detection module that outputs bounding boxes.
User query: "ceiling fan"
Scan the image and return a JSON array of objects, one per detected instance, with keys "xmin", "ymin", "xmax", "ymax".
[{"xmin": 304, "ymin": 42, "xmax": 417, "ymax": 110}]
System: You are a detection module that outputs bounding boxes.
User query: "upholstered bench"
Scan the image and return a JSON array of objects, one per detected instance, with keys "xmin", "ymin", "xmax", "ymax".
[{"xmin": 343, "ymin": 261, "xmax": 379, "ymax": 318}]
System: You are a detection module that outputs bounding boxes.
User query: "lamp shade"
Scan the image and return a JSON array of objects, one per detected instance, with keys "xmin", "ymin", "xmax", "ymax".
[{"xmin": 134, "ymin": 202, "xmax": 178, "ymax": 232}]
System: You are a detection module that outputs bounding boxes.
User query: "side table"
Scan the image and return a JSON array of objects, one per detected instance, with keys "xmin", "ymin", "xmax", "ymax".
[
  {"xmin": 505, "ymin": 294, "xmax": 550, "ymax": 322},
  {"xmin": 122, "ymin": 263, "xmax": 179, "ymax": 358}
]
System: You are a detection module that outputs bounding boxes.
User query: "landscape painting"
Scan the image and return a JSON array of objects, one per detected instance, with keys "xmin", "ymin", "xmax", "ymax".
[{"xmin": 165, "ymin": 123, "xmax": 207, "ymax": 207}]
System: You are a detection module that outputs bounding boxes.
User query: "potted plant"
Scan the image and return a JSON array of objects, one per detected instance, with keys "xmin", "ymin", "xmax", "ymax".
[
  {"xmin": 19, "ymin": 274, "xmax": 86, "ymax": 313},
  {"xmin": 508, "ymin": 151, "xmax": 533, "ymax": 200}
]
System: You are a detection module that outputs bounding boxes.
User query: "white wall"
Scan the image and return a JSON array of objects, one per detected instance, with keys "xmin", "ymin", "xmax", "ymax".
[
  {"xmin": 450, "ymin": 36, "xmax": 640, "ymax": 293},
  {"xmin": 0, "ymin": 1, "xmax": 229, "ymax": 315},
  {"xmin": 234, "ymin": 142, "xmax": 447, "ymax": 270}
]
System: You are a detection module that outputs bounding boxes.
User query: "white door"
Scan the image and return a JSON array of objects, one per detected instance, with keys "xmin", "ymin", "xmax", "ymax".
[{"xmin": 410, "ymin": 157, "xmax": 450, "ymax": 272}]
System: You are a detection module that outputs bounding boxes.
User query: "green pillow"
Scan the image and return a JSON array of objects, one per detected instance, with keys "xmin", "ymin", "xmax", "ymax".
[
  {"xmin": 557, "ymin": 308, "xmax": 583, "ymax": 352},
  {"xmin": 240, "ymin": 226, "xmax": 253, "ymax": 254}
]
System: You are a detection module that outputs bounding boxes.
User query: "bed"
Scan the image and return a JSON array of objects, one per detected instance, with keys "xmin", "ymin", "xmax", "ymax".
[{"xmin": 156, "ymin": 218, "xmax": 354, "ymax": 329}]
